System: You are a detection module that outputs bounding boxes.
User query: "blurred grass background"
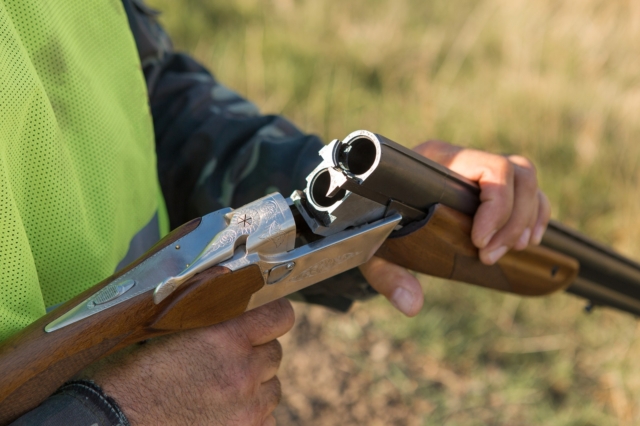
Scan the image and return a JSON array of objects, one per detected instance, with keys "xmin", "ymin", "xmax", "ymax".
[{"xmin": 147, "ymin": 0, "xmax": 640, "ymax": 424}]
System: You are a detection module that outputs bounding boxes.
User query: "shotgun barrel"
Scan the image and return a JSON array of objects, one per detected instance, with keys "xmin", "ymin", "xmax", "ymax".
[{"xmin": 307, "ymin": 130, "xmax": 640, "ymax": 317}]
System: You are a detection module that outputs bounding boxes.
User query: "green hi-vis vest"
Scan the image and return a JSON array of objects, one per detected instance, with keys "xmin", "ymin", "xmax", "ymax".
[{"xmin": 0, "ymin": 0, "xmax": 168, "ymax": 341}]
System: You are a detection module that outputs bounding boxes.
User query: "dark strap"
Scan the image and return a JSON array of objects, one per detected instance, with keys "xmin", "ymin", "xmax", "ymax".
[{"xmin": 9, "ymin": 380, "xmax": 130, "ymax": 426}]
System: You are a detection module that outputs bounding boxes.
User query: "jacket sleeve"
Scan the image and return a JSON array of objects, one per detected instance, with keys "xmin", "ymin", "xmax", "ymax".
[
  {"xmin": 9, "ymin": 381, "xmax": 130, "ymax": 426},
  {"xmin": 122, "ymin": 0, "xmax": 378, "ymax": 310}
]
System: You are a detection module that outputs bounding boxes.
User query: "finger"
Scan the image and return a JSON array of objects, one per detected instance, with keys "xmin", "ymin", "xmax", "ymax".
[
  {"xmin": 251, "ymin": 340, "xmax": 283, "ymax": 384},
  {"xmin": 258, "ymin": 376, "xmax": 282, "ymax": 421},
  {"xmin": 359, "ymin": 256, "xmax": 423, "ymax": 317},
  {"xmin": 509, "ymin": 156, "xmax": 539, "ymax": 249},
  {"xmin": 480, "ymin": 161, "xmax": 539, "ymax": 264},
  {"xmin": 524, "ymin": 195, "xmax": 539, "ymax": 246},
  {"xmin": 428, "ymin": 148, "xmax": 516, "ymax": 249},
  {"xmin": 531, "ymin": 190, "xmax": 551, "ymax": 245},
  {"xmin": 485, "ymin": 158, "xmax": 538, "ymax": 248},
  {"xmin": 510, "ymin": 176, "xmax": 539, "ymax": 250},
  {"xmin": 415, "ymin": 142, "xmax": 517, "ymax": 249},
  {"xmin": 235, "ymin": 298, "xmax": 295, "ymax": 346}
]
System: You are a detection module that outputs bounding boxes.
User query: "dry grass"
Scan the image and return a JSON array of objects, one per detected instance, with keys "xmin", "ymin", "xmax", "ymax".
[{"xmin": 148, "ymin": 0, "xmax": 640, "ymax": 423}]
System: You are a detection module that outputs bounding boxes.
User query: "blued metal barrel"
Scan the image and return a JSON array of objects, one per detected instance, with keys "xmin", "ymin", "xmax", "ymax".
[
  {"xmin": 543, "ymin": 221, "xmax": 640, "ymax": 316},
  {"xmin": 333, "ymin": 130, "xmax": 480, "ymax": 216}
]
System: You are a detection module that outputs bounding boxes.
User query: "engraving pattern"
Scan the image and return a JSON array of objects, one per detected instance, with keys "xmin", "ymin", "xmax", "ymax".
[
  {"xmin": 260, "ymin": 221, "xmax": 288, "ymax": 248},
  {"xmin": 154, "ymin": 194, "xmax": 296, "ymax": 304},
  {"xmin": 290, "ymin": 252, "xmax": 362, "ymax": 282}
]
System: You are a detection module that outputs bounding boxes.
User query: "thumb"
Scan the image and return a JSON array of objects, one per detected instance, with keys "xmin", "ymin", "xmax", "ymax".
[{"xmin": 359, "ymin": 256, "xmax": 424, "ymax": 317}]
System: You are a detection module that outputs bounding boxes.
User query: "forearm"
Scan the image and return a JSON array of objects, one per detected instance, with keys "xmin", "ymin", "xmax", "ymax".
[
  {"xmin": 123, "ymin": 0, "xmax": 322, "ymax": 226},
  {"xmin": 123, "ymin": 0, "xmax": 374, "ymax": 310}
]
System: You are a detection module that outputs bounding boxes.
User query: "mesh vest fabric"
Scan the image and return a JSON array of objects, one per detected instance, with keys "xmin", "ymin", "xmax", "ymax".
[{"xmin": 0, "ymin": 0, "xmax": 163, "ymax": 341}]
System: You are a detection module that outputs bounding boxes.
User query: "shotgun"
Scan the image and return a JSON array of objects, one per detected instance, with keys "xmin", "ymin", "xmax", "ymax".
[{"xmin": 1, "ymin": 130, "xmax": 638, "ymax": 423}]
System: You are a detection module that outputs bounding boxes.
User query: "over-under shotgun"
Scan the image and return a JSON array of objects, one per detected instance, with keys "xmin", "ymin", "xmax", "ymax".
[{"xmin": 1, "ymin": 130, "xmax": 638, "ymax": 424}]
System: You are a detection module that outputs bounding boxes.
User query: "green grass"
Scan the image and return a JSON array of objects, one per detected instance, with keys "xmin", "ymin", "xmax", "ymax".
[{"xmin": 147, "ymin": 0, "xmax": 640, "ymax": 423}]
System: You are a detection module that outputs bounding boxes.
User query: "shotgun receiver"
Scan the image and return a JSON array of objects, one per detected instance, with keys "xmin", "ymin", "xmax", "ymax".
[{"xmin": 0, "ymin": 130, "xmax": 638, "ymax": 423}]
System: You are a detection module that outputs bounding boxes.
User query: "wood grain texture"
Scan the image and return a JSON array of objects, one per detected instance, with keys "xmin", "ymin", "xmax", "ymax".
[
  {"xmin": 0, "ymin": 218, "xmax": 266, "ymax": 425},
  {"xmin": 376, "ymin": 204, "xmax": 579, "ymax": 296},
  {"xmin": 152, "ymin": 265, "xmax": 265, "ymax": 331}
]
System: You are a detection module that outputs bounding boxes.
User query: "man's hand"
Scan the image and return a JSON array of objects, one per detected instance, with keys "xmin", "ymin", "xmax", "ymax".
[
  {"xmin": 80, "ymin": 298, "xmax": 295, "ymax": 426},
  {"xmin": 360, "ymin": 141, "xmax": 551, "ymax": 317}
]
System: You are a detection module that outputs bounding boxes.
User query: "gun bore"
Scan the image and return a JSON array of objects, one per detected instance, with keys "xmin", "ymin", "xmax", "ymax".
[
  {"xmin": 310, "ymin": 169, "xmax": 347, "ymax": 207},
  {"xmin": 337, "ymin": 137, "xmax": 377, "ymax": 175}
]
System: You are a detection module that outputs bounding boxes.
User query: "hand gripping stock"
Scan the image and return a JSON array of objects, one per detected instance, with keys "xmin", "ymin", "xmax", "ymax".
[
  {"xmin": 0, "ymin": 193, "xmax": 400, "ymax": 424},
  {"xmin": 0, "ymin": 194, "xmax": 294, "ymax": 423}
]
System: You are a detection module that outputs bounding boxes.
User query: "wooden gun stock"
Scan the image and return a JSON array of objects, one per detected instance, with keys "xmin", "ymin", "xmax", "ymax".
[
  {"xmin": 0, "ymin": 218, "xmax": 266, "ymax": 424},
  {"xmin": 377, "ymin": 204, "xmax": 579, "ymax": 295}
]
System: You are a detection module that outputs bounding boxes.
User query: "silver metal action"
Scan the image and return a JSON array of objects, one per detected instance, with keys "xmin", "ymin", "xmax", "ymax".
[
  {"xmin": 45, "ymin": 193, "xmax": 297, "ymax": 332},
  {"xmin": 153, "ymin": 193, "xmax": 296, "ymax": 304},
  {"xmin": 45, "ymin": 208, "xmax": 233, "ymax": 332},
  {"xmin": 221, "ymin": 213, "xmax": 401, "ymax": 311}
]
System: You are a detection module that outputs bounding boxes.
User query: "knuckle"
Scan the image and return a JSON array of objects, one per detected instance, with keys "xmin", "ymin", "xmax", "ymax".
[
  {"xmin": 253, "ymin": 340, "xmax": 283, "ymax": 369},
  {"xmin": 499, "ymin": 155, "xmax": 512, "ymax": 169},
  {"xmin": 510, "ymin": 157, "xmax": 538, "ymax": 188},
  {"xmin": 494, "ymin": 156, "xmax": 513, "ymax": 179},
  {"xmin": 248, "ymin": 378, "xmax": 281, "ymax": 426},
  {"xmin": 265, "ymin": 339, "xmax": 284, "ymax": 367},
  {"xmin": 518, "ymin": 166, "xmax": 538, "ymax": 190},
  {"xmin": 244, "ymin": 378, "xmax": 282, "ymax": 424},
  {"xmin": 265, "ymin": 376, "xmax": 283, "ymax": 407},
  {"xmin": 242, "ymin": 298, "xmax": 295, "ymax": 339},
  {"xmin": 511, "ymin": 155, "xmax": 536, "ymax": 170}
]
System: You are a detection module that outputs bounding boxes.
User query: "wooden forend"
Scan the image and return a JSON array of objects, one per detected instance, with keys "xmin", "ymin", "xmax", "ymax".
[{"xmin": 376, "ymin": 204, "xmax": 579, "ymax": 296}]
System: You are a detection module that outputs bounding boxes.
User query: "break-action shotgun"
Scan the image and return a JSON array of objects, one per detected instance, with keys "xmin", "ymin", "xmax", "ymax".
[{"xmin": 1, "ymin": 130, "xmax": 639, "ymax": 424}]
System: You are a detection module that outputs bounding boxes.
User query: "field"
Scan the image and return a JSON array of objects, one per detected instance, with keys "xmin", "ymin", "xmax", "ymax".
[{"xmin": 147, "ymin": 0, "xmax": 640, "ymax": 424}]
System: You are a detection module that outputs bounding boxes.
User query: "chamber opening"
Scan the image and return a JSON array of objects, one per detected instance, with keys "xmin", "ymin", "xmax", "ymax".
[
  {"xmin": 310, "ymin": 169, "xmax": 346, "ymax": 208},
  {"xmin": 338, "ymin": 137, "xmax": 377, "ymax": 175}
]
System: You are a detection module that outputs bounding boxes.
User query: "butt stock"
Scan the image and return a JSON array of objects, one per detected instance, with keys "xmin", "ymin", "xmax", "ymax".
[{"xmin": 0, "ymin": 218, "xmax": 266, "ymax": 424}]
